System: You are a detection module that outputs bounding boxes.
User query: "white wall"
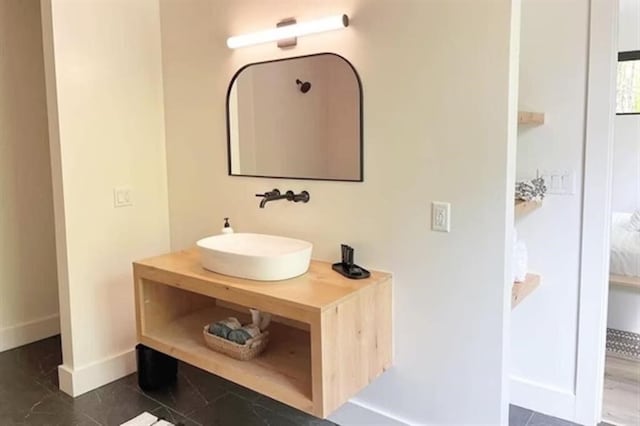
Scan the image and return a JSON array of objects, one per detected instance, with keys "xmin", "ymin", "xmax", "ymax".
[
  {"xmin": 608, "ymin": 286, "xmax": 640, "ymax": 333},
  {"xmin": 41, "ymin": 0, "xmax": 170, "ymax": 396},
  {"xmin": 618, "ymin": 0, "xmax": 640, "ymax": 52},
  {"xmin": 512, "ymin": 0, "xmax": 590, "ymax": 420},
  {"xmin": 0, "ymin": 0, "xmax": 59, "ymax": 351},
  {"xmin": 159, "ymin": 0, "xmax": 520, "ymax": 424},
  {"xmin": 609, "ymin": 0, "xmax": 640, "ymax": 336}
]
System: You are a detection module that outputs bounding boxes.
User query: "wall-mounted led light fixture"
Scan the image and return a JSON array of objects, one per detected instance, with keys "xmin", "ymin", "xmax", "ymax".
[{"xmin": 226, "ymin": 14, "xmax": 349, "ymax": 49}]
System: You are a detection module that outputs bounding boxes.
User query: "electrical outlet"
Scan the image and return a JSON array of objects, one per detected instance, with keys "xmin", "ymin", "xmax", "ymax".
[
  {"xmin": 432, "ymin": 201, "xmax": 451, "ymax": 232},
  {"xmin": 113, "ymin": 186, "xmax": 133, "ymax": 207}
]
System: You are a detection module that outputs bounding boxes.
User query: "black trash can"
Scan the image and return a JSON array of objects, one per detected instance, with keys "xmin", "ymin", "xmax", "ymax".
[{"xmin": 136, "ymin": 344, "xmax": 178, "ymax": 391}]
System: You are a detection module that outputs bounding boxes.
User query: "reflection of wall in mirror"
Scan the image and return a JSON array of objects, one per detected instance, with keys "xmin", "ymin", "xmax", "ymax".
[
  {"xmin": 326, "ymin": 55, "xmax": 360, "ymax": 180},
  {"xmin": 245, "ymin": 57, "xmax": 327, "ymax": 178},
  {"xmin": 228, "ymin": 83, "xmax": 241, "ymax": 173},
  {"xmin": 236, "ymin": 68, "xmax": 257, "ymax": 174},
  {"xmin": 234, "ymin": 55, "xmax": 359, "ymax": 180}
]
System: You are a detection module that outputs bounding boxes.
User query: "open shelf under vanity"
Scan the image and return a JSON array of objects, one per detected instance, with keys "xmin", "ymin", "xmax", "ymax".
[
  {"xmin": 142, "ymin": 299, "xmax": 313, "ymax": 409},
  {"xmin": 133, "ymin": 249, "xmax": 392, "ymax": 418}
]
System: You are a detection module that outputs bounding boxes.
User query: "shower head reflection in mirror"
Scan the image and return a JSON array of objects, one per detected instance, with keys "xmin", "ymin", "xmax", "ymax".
[{"xmin": 296, "ymin": 79, "xmax": 312, "ymax": 93}]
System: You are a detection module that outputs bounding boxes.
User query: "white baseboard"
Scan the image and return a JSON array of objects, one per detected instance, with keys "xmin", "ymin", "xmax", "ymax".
[
  {"xmin": 0, "ymin": 314, "xmax": 60, "ymax": 352},
  {"xmin": 58, "ymin": 349, "xmax": 136, "ymax": 397},
  {"xmin": 510, "ymin": 376, "xmax": 576, "ymax": 422},
  {"xmin": 329, "ymin": 400, "xmax": 411, "ymax": 426}
]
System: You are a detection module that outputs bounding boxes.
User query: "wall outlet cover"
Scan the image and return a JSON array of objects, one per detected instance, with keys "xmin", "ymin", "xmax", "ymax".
[
  {"xmin": 432, "ymin": 201, "xmax": 451, "ymax": 232},
  {"xmin": 113, "ymin": 186, "xmax": 133, "ymax": 207}
]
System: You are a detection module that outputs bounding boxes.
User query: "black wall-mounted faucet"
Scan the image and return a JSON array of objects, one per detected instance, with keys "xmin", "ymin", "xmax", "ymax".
[{"xmin": 255, "ymin": 189, "xmax": 310, "ymax": 208}]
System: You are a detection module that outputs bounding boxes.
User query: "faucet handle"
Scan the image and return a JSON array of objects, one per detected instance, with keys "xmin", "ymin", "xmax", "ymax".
[
  {"xmin": 293, "ymin": 190, "xmax": 310, "ymax": 203},
  {"xmin": 256, "ymin": 189, "xmax": 280, "ymax": 198}
]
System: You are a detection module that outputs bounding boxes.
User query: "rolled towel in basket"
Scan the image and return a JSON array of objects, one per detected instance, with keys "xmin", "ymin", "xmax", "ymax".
[
  {"xmin": 228, "ymin": 324, "xmax": 261, "ymax": 345},
  {"xmin": 208, "ymin": 317, "xmax": 241, "ymax": 339},
  {"xmin": 249, "ymin": 308, "xmax": 272, "ymax": 331}
]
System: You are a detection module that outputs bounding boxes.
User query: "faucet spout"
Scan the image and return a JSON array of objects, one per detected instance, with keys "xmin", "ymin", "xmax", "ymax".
[
  {"xmin": 256, "ymin": 189, "xmax": 286, "ymax": 208},
  {"xmin": 259, "ymin": 197, "xmax": 276, "ymax": 208}
]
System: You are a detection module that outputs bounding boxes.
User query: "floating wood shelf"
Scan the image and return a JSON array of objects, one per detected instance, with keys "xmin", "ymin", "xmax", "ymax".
[
  {"xmin": 515, "ymin": 200, "xmax": 542, "ymax": 219},
  {"xmin": 518, "ymin": 111, "xmax": 545, "ymax": 125},
  {"xmin": 133, "ymin": 249, "xmax": 393, "ymax": 418},
  {"xmin": 512, "ymin": 273, "xmax": 541, "ymax": 309},
  {"xmin": 609, "ymin": 274, "xmax": 640, "ymax": 290}
]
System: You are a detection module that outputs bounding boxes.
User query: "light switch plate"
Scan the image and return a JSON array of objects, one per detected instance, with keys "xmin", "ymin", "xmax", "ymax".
[
  {"xmin": 541, "ymin": 170, "xmax": 576, "ymax": 195},
  {"xmin": 560, "ymin": 171, "xmax": 575, "ymax": 194},
  {"xmin": 432, "ymin": 201, "xmax": 451, "ymax": 232},
  {"xmin": 113, "ymin": 186, "xmax": 133, "ymax": 207}
]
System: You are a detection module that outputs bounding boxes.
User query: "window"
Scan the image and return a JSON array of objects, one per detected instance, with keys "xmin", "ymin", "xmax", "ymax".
[{"xmin": 617, "ymin": 50, "xmax": 640, "ymax": 114}]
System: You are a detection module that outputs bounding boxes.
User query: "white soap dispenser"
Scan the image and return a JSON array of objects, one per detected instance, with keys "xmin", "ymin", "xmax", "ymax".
[{"xmin": 221, "ymin": 217, "xmax": 234, "ymax": 234}]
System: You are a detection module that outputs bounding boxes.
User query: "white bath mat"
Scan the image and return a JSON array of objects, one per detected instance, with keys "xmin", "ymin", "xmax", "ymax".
[{"xmin": 120, "ymin": 412, "xmax": 174, "ymax": 426}]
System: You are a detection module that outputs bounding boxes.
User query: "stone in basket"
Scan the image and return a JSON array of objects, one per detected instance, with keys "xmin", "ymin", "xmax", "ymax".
[{"xmin": 203, "ymin": 309, "xmax": 272, "ymax": 361}]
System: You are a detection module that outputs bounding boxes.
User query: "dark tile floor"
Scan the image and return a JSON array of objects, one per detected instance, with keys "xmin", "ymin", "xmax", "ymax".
[
  {"xmin": 0, "ymin": 336, "xmax": 334, "ymax": 426},
  {"xmin": 0, "ymin": 336, "xmax": 591, "ymax": 426},
  {"xmin": 508, "ymin": 405, "xmax": 581, "ymax": 426}
]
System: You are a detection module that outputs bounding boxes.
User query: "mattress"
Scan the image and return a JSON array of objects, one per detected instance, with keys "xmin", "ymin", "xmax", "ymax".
[{"xmin": 610, "ymin": 212, "xmax": 640, "ymax": 277}]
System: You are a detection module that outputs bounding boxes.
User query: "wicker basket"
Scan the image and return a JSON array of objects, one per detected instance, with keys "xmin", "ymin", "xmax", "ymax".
[{"xmin": 202, "ymin": 325, "xmax": 269, "ymax": 361}]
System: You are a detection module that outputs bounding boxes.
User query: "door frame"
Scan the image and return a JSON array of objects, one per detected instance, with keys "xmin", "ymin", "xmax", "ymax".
[{"xmin": 574, "ymin": 0, "xmax": 618, "ymax": 423}]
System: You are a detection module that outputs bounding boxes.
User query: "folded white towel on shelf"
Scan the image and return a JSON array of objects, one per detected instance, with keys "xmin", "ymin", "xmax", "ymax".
[{"xmin": 513, "ymin": 239, "xmax": 528, "ymax": 283}]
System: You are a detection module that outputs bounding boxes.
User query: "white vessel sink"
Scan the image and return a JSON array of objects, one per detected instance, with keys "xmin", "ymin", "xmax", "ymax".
[{"xmin": 196, "ymin": 233, "xmax": 313, "ymax": 281}]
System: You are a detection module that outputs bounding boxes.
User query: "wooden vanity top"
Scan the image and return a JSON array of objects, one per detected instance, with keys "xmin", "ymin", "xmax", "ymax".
[{"xmin": 134, "ymin": 248, "xmax": 391, "ymax": 314}]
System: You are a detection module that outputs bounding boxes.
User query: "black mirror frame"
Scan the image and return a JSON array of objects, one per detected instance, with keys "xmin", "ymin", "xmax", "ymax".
[{"xmin": 225, "ymin": 52, "xmax": 364, "ymax": 182}]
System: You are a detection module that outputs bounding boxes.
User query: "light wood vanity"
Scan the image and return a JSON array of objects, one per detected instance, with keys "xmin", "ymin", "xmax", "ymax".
[{"xmin": 133, "ymin": 248, "xmax": 393, "ymax": 418}]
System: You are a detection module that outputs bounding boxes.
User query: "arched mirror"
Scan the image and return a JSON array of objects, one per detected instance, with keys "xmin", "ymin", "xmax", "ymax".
[{"xmin": 226, "ymin": 53, "xmax": 363, "ymax": 181}]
